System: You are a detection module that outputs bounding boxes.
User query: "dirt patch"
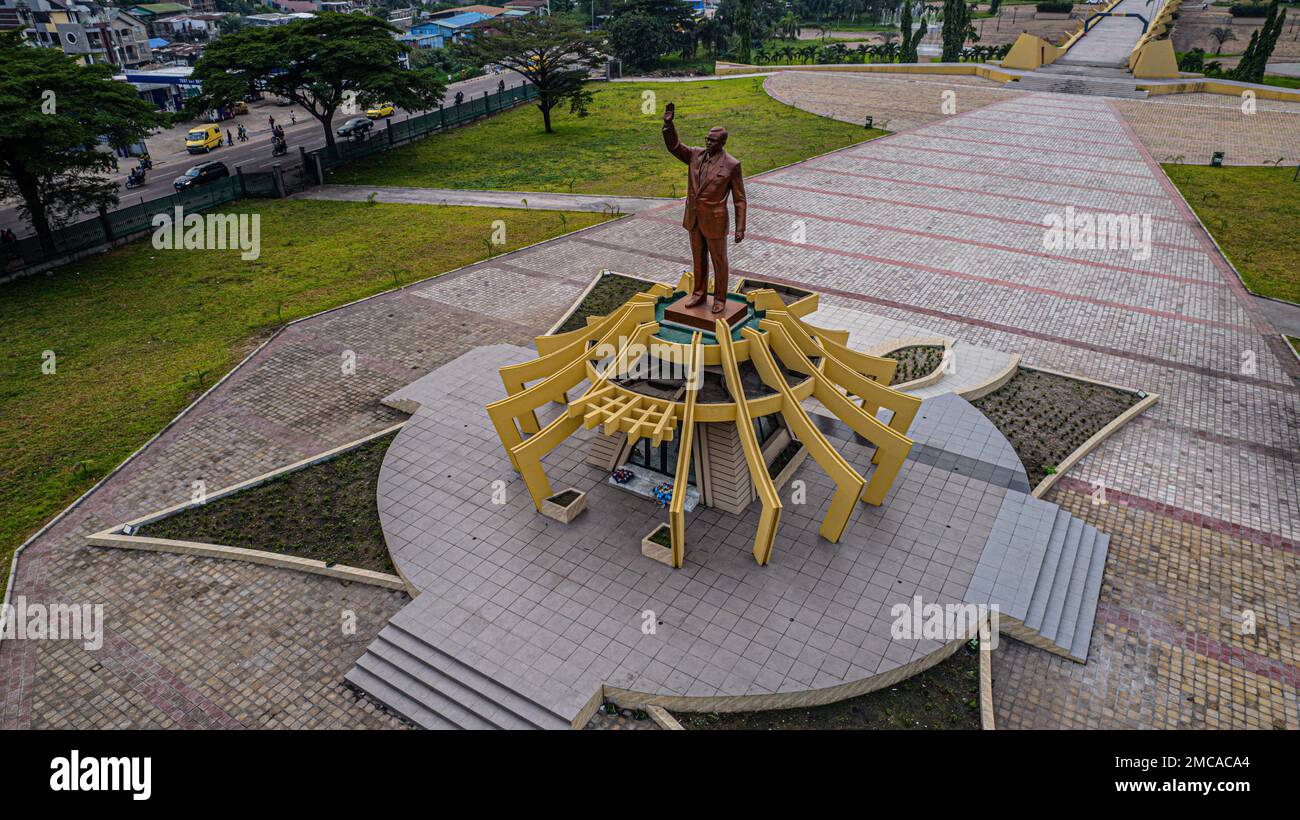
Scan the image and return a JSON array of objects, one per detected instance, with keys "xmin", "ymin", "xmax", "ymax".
[
  {"xmin": 884, "ymin": 344, "xmax": 945, "ymax": 386},
  {"xmin": 680, "ymin": 642, "xmax": 981, "ymax": 730},
  {"xmin": 972, "ymin": 368, "xmax": 1140, "ymax": 488},
  {"xmin": 138, "ymin": 432, "xmax": 398, "ymax": 574},
  {"xmin": 554, "ymin": 272, "xmax": 659, "ymax": 334}
]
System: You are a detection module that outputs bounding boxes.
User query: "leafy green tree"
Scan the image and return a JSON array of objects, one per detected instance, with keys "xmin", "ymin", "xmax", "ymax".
[
  {"xmin": 0, "ymin": 33, "xmax": 161, "ymax": 256},
  {"xmin": 452, "ymin": 16, "xmax": 605, "ymax": 133},
  {"xmin": 191, "ymin": 13, "xmax": 444, "ymax": 152},
  {"xmin": 608, "ymin": 12, "xmax": 676, "ymax": 68},
  {"xmin": 1208, "ymin": 26, "xmax": 1236, "ymax": 56}
]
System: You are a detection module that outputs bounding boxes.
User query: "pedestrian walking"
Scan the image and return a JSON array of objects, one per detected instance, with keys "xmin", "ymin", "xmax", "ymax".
[
  {"xmin": 498, "ymin": 79, "xmax": 505, "ymax": 95},
  {"xmin": 455, "ymin": 90, "xmax": 464, "ymax": 106},
  {"xmin": 290, "ymin": 110, "xmax": 296, "ymax": 125},
  {"xmin": 268, "ymin": 114, "xmax": 275, "ymax": 129},
  {"xmin": 227, "ymin": 129, "xmax": 234, "ymax": 146}
]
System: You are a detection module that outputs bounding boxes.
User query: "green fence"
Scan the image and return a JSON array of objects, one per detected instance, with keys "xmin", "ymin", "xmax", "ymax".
[
  {"xmin": 314, "ymin": 82, "xmax": 538, "ymax": 171},
  {"xmin": 1, "ymin": 82, "xmax": 538, "ymax": 278},
  {"xmin": 1, "ymin": 172, "xmax": 277, "ymax": 276}
]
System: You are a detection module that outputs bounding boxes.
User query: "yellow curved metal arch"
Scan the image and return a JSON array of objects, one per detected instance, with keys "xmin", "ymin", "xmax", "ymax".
[
  {"xmin": 743, "ymin": 327, "xmax": 865, "ymax": 543},
  {"xmin": 668, "ymin": 332, "xmax": 703, "ymax": 568},
  {"xmin": 716, "ymin": 319, "xmax": 782, "ymax": 565},
  {"xmin": 509, "ymin": 323, "xmax": 659, "ymax": 509},
  {"xmin": 762, "ymin": 321, "xmax": 913, "ymax": 506}
]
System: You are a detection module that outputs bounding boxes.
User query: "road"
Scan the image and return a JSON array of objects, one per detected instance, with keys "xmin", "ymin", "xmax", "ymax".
[{"xmin": 0, "ymin": 72, "xmax": 526, "ymax": 238}]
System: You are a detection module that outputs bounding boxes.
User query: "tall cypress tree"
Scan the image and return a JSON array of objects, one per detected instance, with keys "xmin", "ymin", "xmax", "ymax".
[
  {"xmin": 900, "ymin": 1, "xmax": 927, "ymax": 64},
  {"xmin": 1231, "ymin": 0, "xmax": 1286, "ymax": 84},
  {"xmin": 941, "ymin": 0, "xmax": 974, "ymax": 63}
]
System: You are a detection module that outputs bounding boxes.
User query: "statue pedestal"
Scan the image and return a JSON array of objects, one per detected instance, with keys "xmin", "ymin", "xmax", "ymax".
[{"xmin": 663, "ymin": 294, "xmax": 748, "ymax": 333}]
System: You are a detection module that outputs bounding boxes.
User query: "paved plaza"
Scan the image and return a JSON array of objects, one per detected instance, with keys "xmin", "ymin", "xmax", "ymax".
[{"xmin": 2, "ymin": 74, "xmax": 1296, "ymax": 729}]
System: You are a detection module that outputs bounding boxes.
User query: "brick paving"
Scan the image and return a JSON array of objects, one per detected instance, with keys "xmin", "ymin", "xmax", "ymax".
[{"xmin": 2, "ymin": 75, "xmax": 1296, "ymax": 729}]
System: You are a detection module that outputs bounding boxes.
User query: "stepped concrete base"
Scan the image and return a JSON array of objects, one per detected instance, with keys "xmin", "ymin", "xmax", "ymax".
[{"xmin": 348, "ymin": 336, "xmax": 1112, "ymax": 727}]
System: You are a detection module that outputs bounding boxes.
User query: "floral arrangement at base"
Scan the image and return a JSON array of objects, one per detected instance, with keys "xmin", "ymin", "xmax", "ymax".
[
  {"xmin": 653, "ymin": 482, "xmax": 673, "ymax": 507},
  {"xmin": 611, "ymin": 468, "xmax": 634, "ymax": 484}
]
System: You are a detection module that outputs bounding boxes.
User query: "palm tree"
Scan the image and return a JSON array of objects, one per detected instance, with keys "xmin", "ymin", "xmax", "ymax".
[
  {"xmin": 1209, "ymin": 26, "xmax": 1237, "ymax": 56},
  {"xmin": 778, "ymin": 11, "xmax": 801, "ymax": 40}
]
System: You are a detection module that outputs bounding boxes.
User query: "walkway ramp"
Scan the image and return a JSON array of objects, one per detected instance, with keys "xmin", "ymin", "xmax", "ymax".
[{"xmin": 1056, "ymin": 0, "xmax": 1165, "ymax": 68}]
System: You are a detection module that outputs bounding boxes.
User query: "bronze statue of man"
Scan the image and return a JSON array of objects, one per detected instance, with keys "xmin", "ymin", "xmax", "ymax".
[{"xmin": 661, "ymin": 102, "xmax": 746, "ymax": 314}]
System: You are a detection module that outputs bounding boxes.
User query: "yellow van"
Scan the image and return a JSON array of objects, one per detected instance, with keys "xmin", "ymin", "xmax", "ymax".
[{"xmin": 185, "ymin": 124, "xmax": 222, "ymax": 154}]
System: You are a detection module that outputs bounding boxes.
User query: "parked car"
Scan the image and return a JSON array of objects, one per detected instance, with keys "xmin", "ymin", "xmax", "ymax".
[
  {"xmin": 366, "ymin": 103, "xmax": 395, "ymax": 119},
  {"xmin": 231, "ymin": 100, "xmax": 249, "ymax": 115},
  {"xmin": 173, "ymin": 161, "xmax": 230, "ymax": 192},
  {"xmin": 185, "ymin": 124, "xmax": 222, "ymax": 154},
  {"xmin": 336, "ymin": 116, "xmax": 374, "ymax": 138}
]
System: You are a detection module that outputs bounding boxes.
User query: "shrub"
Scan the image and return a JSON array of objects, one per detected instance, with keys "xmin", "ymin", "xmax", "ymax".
[
  {"xmin": 1230, "ymin": 3, "xmax": 1271, "ymax": 15},
  {"xmin": 1035, "ymin": 2, "xmax": 1074, "ymax": 12}
]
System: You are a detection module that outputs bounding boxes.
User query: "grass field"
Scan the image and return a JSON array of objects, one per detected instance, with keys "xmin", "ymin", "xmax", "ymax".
[
  {"xmin": 327, "ymin": 77, "xmax": 884, "ymax": 197},
  {"xmin": 0, "ymin": 200, "xmax": 608, "ymax": 588},
  {"xmin": 1164, "ymin": 164, "xmax": 1300, "ymax": 304}
]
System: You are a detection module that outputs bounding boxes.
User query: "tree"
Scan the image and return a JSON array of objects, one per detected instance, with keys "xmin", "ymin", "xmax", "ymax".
[
  {"xmin": 0, "ymin": 33, "xmax": 161, "ymax": 256},
  {"xmin": 607, "ymin": 0, "xmax": 697, "ymax": 68},
  {"xmin": 608, "ymin": 12, "xmax": 673, "ymax": 68},
  {"xmin": 191, "ymin": 13, "xmax": 444, "ymax": 153},
  {"xmin": 1230, "ymin": 1, "xmax": 1286, "ymax": 83},
  {"xmin": 452, "ymin": 16, "xmax": 605, "ymax": 133},
  {"xmin": 736, "ymin": 0, "xmax": 755, "ymax": 63},
  {"xmin": 899, "ymin": 1, "xmax": 926, "ymax": 63},
  {"xmin": 778, "ymin": 11, "xmax": 801, "ymax": 39},
  {"xmin": 941, "ymin": 0, "xmax": 977, "ymax": 62},
  {"xmin": 1208, "ymin": 26, "xmax": 1236, "ymax": 56}
]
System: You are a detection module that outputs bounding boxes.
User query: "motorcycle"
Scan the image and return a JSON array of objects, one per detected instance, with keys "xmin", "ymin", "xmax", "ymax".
[
  {"xmin": 271, "ymin": 137, "xmax": 288, "ymax": 157},
  {"xmin": 138, "ymin": 153, "xmax": 152, "ymax": 171},
  {"xmin": 124, "ymin": 167, "xmax": 147, "ymax": 189}
]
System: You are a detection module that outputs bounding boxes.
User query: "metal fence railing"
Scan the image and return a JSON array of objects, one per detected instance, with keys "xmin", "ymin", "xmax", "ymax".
[
  {"xmin": 0, "ymin": 172, "xmax": 279, "ymax": 277},
  {"xmin": 1, "ymin": 83, "xmax": 538, "ymax": 279},
  {"xmin": 314, "ymin": 82, "xmax": 538, "ymax": 171}
]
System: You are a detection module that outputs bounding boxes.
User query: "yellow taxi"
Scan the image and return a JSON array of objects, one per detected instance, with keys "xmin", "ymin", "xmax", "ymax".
[
  {"xmin": 185, "ymin": 124, "xmax": 222, "ymax": 154},
  {"xmin": 366, "ymin": 103, "xmax": 396, "ymax": 119}
]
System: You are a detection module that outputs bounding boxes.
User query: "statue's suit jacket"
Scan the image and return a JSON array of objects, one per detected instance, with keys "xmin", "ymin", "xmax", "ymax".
[{"xmin": 662, "ymin": 121, "xmax": 746, "ymax": 241}]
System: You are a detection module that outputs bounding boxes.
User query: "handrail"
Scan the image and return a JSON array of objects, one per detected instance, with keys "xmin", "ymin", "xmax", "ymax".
[
  {"xmin": 715, "ymin": 319, "xmax": 782, "ymax": 565},
  {"xmin": 667, "ymin": 332, "xmax": 703, "ymax": 568},
  {"xmin": 743, "ymin": 328, "xmax": 865, "ymax": 543}
]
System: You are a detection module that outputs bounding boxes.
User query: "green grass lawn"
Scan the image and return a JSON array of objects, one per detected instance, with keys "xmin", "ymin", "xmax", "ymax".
[
  {"xmin": 0, "ymin": 200, "xmax": 608, "ymax": 588},
  {"xmin": 1163, "ymin": 164, "xmax": 1300, "ymax": 303},
  {"xmin": 1263, "ymin": 75, "xmax": 1300, "ymax": 90},
  {"xmin": 327, "ymin": 77, "xmax": 884, "ymax": 197}
]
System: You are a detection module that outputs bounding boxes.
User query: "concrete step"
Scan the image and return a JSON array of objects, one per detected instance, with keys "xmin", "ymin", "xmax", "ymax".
[
  {"xmin": 1050, "ymin": 525, "xmax": 1100, "ymax": 648},
  {"xmin": 385, "ymin": 623, "xmax": 570, "ymax": 729},
  {"xmin": 1068, "ymin": 531, "xmax": 1110, "ymax": 661},
  {"xmin": 357, "ymin": 643, "xmax": 498, "ymax": 729},
  {"xmin": 1022, "ymin": 509, "xmax": 1073, "ymax": 630},
  {"xmin": 1035, "ymin": 63, "xmax": 1136, "ymax": 79},
  {"xmin": 1003, "ymin": 73, "xmax": 1149, "ymax": 99},
  {"xmin": 1038, "ymin": 519, "xmax": 1088, "ymax": 643},
  {"xmin": 344, "ymin": 659, "xmax": 460, "ymax": 730}
]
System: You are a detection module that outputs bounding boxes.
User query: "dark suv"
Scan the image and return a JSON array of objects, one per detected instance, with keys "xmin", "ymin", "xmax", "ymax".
[
  {"xmin": 336, "ymin": 116, "xmax": 373, "ymax": 140},
  {"xmin": 173, "ymin": 161, "xmax": 230, "ymax": 192}
]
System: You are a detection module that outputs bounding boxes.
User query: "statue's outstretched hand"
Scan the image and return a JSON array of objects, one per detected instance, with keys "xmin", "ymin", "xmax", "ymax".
[{"xmin": 663, "ymin": 102, "xmax": 675, "ymax": 126}]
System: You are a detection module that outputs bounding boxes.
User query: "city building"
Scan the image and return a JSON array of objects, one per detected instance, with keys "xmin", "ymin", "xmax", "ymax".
[{"xmin": 3, "ymin": 0, "xmax": 155, "ymax": 67}]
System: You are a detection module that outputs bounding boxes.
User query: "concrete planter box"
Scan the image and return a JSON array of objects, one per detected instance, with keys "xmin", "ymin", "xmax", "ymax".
[
  {"xmin": 770, "ymin": 442, "xmax": 808, "ymax": 492},
  {"xmin": 641, "ymin": 524, "xmax": 673, "ymax": 566},
  {"xmin": 541, "ymin": 488, "xmax": 587, "ymax": 523}
]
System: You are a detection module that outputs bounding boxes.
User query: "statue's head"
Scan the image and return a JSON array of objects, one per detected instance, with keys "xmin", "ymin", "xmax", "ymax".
[{"xmin": 705, "ymin": 126, "xmax": 727, "ymax": 155}]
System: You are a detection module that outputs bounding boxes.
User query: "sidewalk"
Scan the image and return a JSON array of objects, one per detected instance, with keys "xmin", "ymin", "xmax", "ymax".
[{"xmin": 293, "ymin": 184, "xmax": 675, "ymax": 215}]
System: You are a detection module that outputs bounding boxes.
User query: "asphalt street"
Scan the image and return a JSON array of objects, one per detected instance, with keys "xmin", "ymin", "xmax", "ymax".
[{"xmin": 0, "ymin": 72, "xmax": 528, "ymax": 238}]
